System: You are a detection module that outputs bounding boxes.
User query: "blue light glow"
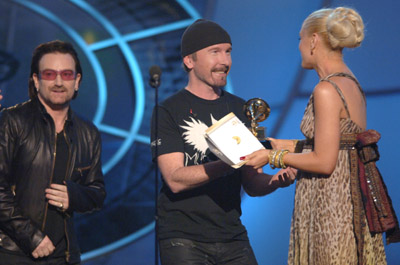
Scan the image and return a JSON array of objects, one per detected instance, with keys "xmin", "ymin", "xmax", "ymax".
[
  {"xmin": 70, "ymin": 0, "xmax": 145, "ymax": 174},
  {"xmin": 82, "ymin": 222, "xmax": 155, "ymax": 261},
  {"xmin": 89, "ymin": 19, "xmax": 196, "ymax": 51}
]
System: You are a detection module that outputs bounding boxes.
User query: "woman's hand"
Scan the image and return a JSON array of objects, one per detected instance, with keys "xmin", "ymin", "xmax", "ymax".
[
  {"xmin": 242, "ymin": 149, "xmax": 270, "ymax": 169},
  {"xmin": 268, "ymin": 138, "xmax": 296, "ymax": 152}
]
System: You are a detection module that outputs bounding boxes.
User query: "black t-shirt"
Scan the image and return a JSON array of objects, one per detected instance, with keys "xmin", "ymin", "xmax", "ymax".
[
  {"xmin": 151, "ymin": 89, "xmax": 250, "ymax": 242},
  {"xmin": 44, "ymin": 131, "xmax": 67, "ymax": 258}
]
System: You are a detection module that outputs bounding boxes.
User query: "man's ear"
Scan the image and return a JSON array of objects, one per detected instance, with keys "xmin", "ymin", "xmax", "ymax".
[
  {"xmin": 74, "ymin": 73, "xmax": 81, "ymax": 91},
  {"xmin": 32, "ymin": 73, "xmax": 40, "ymax": 91},
  {"xmin": 183, "ymin": 55, "xmax": 194, "ymax": 70}
]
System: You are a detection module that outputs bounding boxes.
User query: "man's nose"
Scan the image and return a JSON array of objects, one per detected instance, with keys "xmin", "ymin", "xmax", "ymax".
[
  {"xmin": 55, "ymin": 74, "xmax": 63, "ymax": 85},
  {"xmin": 220, "ymin": 53, "xmax": 231, "ymax": 66}
]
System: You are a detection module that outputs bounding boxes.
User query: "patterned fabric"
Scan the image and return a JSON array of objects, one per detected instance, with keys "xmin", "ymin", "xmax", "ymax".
[{"xmin": 287, "ymin": 73, "xmax": 387, "ymax": 265}]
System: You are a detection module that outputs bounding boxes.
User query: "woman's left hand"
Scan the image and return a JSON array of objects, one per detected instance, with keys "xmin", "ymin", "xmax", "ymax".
[{"xmin": 242, "ymin": 149, "xmax": 270, "ymax": 169}]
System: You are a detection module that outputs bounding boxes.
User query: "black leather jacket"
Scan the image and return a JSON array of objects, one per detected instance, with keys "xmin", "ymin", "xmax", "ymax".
[{"xmin": 0, "ymin": 98, "xmax": 106, "ymax": 264}]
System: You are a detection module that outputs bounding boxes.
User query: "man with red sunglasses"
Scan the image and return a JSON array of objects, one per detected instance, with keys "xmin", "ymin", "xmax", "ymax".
[{"xmin": 0, "ymin": 40, "xmax": 106, "ymax": 264}]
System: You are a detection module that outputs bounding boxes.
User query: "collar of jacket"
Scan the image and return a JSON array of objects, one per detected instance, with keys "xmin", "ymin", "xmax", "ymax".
[
  {"xmin": 31, "ymin": 97, "xmax": 75, "ymax": 126},
  {"xmin": 29, "ymin": 97, "xmax": 77, "ymax": 147}
]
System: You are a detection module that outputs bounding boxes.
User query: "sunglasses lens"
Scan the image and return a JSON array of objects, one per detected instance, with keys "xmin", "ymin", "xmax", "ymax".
[
  {"xmin": 41, "ymin": 70, "xmax": 57, "ymax": 80},
  {"xmin": 40, "ymin": 70, "xmax": 76, "ymax": 80},
  {"xmin": 60, "ymin": 70, "xmax": 75, "ymax": 80}
]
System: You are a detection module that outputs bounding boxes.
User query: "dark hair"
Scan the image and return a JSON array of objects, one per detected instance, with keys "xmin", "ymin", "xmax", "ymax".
[{"xmin": 29, "ymin": 40, "xmax": 82, "ymax": 99}]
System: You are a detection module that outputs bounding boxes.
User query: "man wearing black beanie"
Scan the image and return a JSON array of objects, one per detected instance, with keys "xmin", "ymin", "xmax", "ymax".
[{"xmin": 151, "ymin": 19, "xmax": 296, "ymax": 264}]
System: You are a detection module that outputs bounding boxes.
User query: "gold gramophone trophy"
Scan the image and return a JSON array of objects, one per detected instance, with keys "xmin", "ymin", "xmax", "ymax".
[{"xmin": 243, "ymin": 98, "xmax": 272, "ymax": 148}]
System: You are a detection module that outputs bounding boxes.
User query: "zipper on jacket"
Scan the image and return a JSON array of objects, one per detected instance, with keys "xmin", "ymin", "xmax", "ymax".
[
  {"xmin": 64, "ymin": 219, "xmax": 70, "ymax": 262},
  {"xmin": 41, "ymin": 131, "xmax": 58, "ymax": 231},
  {"xmin": 77, "ymin": 166, "xmax": 91, "ymax": 177},
  {"xmin": 63, "ymin": 129, "xmax": 72, "ymax": 262}
]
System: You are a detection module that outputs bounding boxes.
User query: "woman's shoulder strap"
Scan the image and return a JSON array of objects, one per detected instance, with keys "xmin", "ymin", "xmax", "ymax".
[
  {"xmin": 320, "ymin": 73, "xmax": 350, "ymax": 117},
  {"xmin": 320, "ymin": 72, "xmax": 366, "ymax": 118}
]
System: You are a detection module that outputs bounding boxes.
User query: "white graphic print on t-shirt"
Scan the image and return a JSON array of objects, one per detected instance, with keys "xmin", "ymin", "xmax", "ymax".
[{"xmin": 180, "ymin": 114, "xmax": 217, "ymax": 166}]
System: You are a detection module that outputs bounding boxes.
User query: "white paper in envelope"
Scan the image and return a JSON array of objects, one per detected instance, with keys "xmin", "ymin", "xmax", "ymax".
[{"xmin": 204, "ymin": 112, "xmax": 265, "ymax": 168}]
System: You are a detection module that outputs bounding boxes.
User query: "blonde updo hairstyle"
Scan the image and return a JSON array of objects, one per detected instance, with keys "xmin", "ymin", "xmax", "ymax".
[{"xmin": 302, "ymin": 7, "xmax": 365, "ymax": 50}]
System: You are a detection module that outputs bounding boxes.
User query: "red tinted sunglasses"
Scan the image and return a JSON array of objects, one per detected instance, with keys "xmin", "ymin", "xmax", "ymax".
[{"xmin": 39, "ymin": 69, "xmax": 77, "ymax": 81}]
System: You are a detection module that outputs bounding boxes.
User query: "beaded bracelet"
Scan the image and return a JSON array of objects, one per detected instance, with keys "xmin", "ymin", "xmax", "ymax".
[
  {"xmin": 269, "ymin": 150, "xmax": 278, "ymax": 169},
  {"xmin": 273, "ymin": 151, "xmax": 281, "ymax": 169},
  {"xmin": 268, "ymin": 150, "xmax": 275, "ymax": 164}
]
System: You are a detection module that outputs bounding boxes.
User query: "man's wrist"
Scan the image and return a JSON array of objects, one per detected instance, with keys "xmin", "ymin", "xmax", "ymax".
[{"xmin": 205, "ymin": 160, "xmax": 235, "ymax": 180}]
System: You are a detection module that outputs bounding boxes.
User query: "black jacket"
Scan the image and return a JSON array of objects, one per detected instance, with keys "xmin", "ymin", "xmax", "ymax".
[{"xmin": 0, "ymin": 98, "xmax": 106, "ymax": 264}]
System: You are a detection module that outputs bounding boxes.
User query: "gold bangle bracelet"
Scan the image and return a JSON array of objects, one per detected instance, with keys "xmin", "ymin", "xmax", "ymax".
[
  {"xmin": 279, "ymin": 150, "xmax": 289, "ymax": 169},
  {"xmin": 273, "ymin": 150, "xmax": 281, "ymax": 169}
]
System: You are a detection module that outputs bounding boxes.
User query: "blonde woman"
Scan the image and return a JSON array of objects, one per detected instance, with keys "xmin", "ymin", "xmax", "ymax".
[{"xmin": 244, "ymin": 7, "xmax": 388, "ymax": 264}]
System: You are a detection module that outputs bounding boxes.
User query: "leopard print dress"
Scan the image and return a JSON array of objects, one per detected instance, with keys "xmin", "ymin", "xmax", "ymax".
[{"xmin": 287, "ymin": 73, "xmax": 387, "ymax": 265}]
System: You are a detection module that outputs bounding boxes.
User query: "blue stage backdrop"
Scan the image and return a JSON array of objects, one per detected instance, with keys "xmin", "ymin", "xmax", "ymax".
[{"xmin": 0, "ymin": 1, "xmax": 398, "ymax": 264}]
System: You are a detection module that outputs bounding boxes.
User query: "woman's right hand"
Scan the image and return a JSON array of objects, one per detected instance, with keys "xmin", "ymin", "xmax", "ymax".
[{"xmin": 242, "ymin": 149, "xmax": 270, "ymax": 169}]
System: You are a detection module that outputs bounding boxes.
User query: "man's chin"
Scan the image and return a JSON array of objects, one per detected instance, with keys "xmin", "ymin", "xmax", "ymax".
[
  {"xmin": 46, "ymin": 100, "xmax": 71, "ymax": 110},
  {"xmin": 215, "ymin": 81, "xmax": 227, "ymax": 88}
]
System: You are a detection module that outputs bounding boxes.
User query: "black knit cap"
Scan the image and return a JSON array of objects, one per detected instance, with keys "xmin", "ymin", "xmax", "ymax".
[{"xmin": 181, "ymin": 19, "xmax": 232, "ymax": 57}]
